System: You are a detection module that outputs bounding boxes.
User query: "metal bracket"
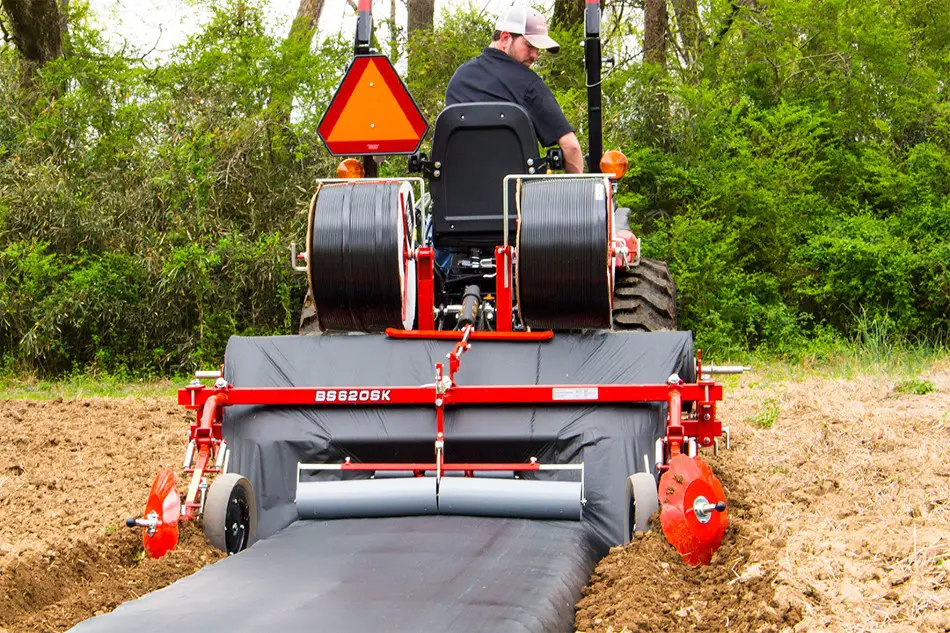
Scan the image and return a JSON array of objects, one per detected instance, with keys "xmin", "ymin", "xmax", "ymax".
[
  {"xmin": 713, "ymin": 427, "xmax": 732, "ymax": 455},
  {"xmin": 529, "ymin": 148, "xmax": 564, "ymax": 173},
  {"xmin": 408, "ymin": 152, "xmax": 439, "ymax": 179},
  {"xmin": 290, "ymin": 242, "xmax": 308, "ymax": 273},
  {"xmin": 701, "ymin": 364, "xmax": 752, "ymax": 381},
  {"xmin": 128, "ymin": 510, "xmax": 160, "ymax": 537}
]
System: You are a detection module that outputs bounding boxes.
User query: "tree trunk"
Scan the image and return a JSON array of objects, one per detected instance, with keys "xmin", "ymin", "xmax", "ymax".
[
  {"xmin": 643, "ymin": 0, "xmax": 669, "ymax": 141},
  {"xmin": 552, "ymin": 0, "xmax": 583, "ymax": 31},
  {"xmin": 1, "ymin": 0, "xmax": 64, "ymax": 81},
  {"xmin": 407, "ymin": 0, "xmax": 434, "ymax": 34},
  {"xmin": 406, "ymin": 0, "xmax": 433, "ymax": 76},
  {"xmin": 59, "ymin": 0, "xmax": 67, "ymax": 41},
  {"xmin": 643, "ymin": 0, "xmax": 667, "ymax": 68},
  {"xmin": 269, "ymin": 0, "xmax": 326, "ymax": 131},
  {"xmin": 670, "ymin": 0, "xmax": 704, "ymax": 63},
  {"xmin": 388, "ymin": 0, "xmax": 399, "ymax": 61},
  {"xmin": 288, "ymin": 0, "xmax": 324, "ymax": 41}
]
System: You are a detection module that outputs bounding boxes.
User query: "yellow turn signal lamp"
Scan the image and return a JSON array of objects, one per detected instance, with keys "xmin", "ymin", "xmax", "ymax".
[
  {"xmin": 337, "ymin": 158, "xmax": 365, "ymax": 179},
  {"xmin": 600, "ymin": 150, "xmax": 628, "ymax": 180}
]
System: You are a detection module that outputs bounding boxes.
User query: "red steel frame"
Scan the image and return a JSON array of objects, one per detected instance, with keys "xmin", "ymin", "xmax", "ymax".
[
  {"xmin": 175, "ymin": 327, "xmax": 723, "ymax": 522},
  {"xmin": 180, "ymin": 383, "xmax": 722, "ymax": 410},
  {"xmin": 415, "ymin": 246, "xmax": 436, "ymax": 330},
  {"xmin": 402, "ymin": 223, "xmax": 635, "ymax": 340},
  {"xmin": 494, "ymin": 245, "xmax": 514, "ymax": 331},
  {"xmin": 179, "ymin": 393, "xmax": 226, "ymax": 520},
  {"xmin": 399, "ymin": 243, "xmax": 532, "ymax": 340}
]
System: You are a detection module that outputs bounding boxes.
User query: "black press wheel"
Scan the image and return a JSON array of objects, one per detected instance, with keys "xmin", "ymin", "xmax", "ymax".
[
  {"xmin": 623, "ymin": 472, "xmax": 659, "ymax": 544},
  {"xmin": 204, "ymin": 473, "xmax": 257, "ymax": 555}
]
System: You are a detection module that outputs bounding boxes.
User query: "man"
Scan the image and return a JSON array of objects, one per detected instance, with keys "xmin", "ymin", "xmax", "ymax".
[{"xmin": 445, "ymin": 4, "xmax": 584, "ymax": 173}]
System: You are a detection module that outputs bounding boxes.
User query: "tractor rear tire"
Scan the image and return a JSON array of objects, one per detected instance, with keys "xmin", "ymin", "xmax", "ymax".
[
  {"xmin": 624, "ymin": 472, "xmax": 659, "ymax": 543},
  {"xmin": 612, "ymin": 258, "xmax": 677, "ymax": 332},
  {"xmin": 204, "ymin": 473, "xmax": 257, "ymax": 555}
]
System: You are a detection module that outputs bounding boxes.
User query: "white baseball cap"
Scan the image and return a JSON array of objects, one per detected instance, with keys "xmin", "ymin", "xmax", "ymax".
[{"xmin": 495, "ymin": 4, "xmax": 560, "ymax": 53}]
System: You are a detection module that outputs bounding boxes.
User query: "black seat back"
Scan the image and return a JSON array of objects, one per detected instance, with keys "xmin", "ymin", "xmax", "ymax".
[{"xmin": 429, "ymin": 103, "xmax": 538, "ymax": 250}]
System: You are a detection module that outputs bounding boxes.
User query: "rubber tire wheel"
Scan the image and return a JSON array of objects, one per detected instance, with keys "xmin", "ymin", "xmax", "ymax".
[
  {"xmin": 623, "ymin": 472, "xmax": 659, "ymax": 544},
  {"xmin": 204, "ymin": 473, "xmax": 257, "ymax": 555},
  {"xmin": 612, "ymin": 258, "xmax": 677, "ymax": 331}
]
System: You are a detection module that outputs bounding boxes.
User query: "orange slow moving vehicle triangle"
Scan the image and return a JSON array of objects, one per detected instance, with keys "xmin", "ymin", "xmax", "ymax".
[{"xmin": 318, "ymin": 55, "xmax": 428, "ymax": 156}]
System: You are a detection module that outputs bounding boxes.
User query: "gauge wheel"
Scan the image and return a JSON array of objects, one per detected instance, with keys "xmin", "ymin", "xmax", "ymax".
[
  {"xmin": 204, "ymin": 473, "xmax": 257, "ymax": 555},
  {"xmin": 623, "ymin": 472, "xmax": 659, "ymax": 543}
]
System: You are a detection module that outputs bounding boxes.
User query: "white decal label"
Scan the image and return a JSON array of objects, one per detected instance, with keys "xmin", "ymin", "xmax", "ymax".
[
  {"xmin": 594, "ymin": 183, "xmax": 605, "ymax": 201},
  {"xmin": 552, "ymin": 387, "xmax": 599, "ymax": 401},
  {"xmin": 315, "ymin": 389, "xmax": 391, "ymax": 402}
]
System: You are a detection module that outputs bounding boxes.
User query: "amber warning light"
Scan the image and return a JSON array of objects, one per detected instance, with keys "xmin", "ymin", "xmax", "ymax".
[
  {"xmin": 337, "ymin": 158, "xmax": 365, "ymax": 179},
  {"xmin": 600, "ymin": 149, "xmax": 628, "ymax": 180},
  {"xmin": 318, "ymin": 55, "xmax": 429, "ymax": 156}
]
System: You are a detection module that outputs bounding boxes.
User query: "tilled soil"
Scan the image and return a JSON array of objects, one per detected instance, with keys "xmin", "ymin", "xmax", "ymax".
[
  {"xmin": 1, "ymin": 364, "xmax": 948, "ymax": 633},
  {"xmin": 576, "ymin": 363, "xmax": 950, "ymax": 633},
  {"xmin": 0, "ymin": 399, "xmax": 224, "ymax": 633}
]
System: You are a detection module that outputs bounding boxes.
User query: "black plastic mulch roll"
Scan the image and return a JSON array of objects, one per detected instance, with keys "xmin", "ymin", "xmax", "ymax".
[
  {"xmin": 517, "ymin": 179, "xmax": 611, "ymax": 329},
  {"xmin": 309, "ymin": 182, "xmax": 409, "ymax": 332}
]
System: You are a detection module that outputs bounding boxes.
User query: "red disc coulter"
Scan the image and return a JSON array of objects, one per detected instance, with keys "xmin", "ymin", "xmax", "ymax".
[
  {"xmin": 141, "ymin": 467, "xmax": 181, "ymax": 559},
  {"xmin": 659, "ymin": 454, "xmax": 728, "ymax": 566}
]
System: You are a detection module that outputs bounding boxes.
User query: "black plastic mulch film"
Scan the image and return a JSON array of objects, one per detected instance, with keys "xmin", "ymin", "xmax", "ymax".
[{"xmin": 70, "ymin": 331, "xmax": 694, "ymax": 633}]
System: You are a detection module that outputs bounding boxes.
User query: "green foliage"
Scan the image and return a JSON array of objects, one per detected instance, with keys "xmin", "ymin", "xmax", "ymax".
[
  {"xmin": 1, "ymin": 0, "xmax": 948, "ymax": 376},
  {"xmin": 749, "ymin": 399, "xmax": 781, "ymax": 429},
  {"xmin": 0, "ymin": 369, "xmax": 182, "ymax": 399},
  {"xmin": 893, "ymin": 378, "xmax": 935, "ymax": 396},
  {"xmin": 792, "ymin": 212, "xmax": 948, "ymax": 343},
  {"xmin": 605, "ymin": 0, "xmax": 948, "ymax": 354},
  {"xmin": 0, "ymin": 0, "xmax": 344, "ymax": 375}
]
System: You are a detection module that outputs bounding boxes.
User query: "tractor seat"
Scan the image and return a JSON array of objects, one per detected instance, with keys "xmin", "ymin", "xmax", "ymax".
[{"xmin": 428, "ymin": 103, "xmax": 539, "ymax": 250}]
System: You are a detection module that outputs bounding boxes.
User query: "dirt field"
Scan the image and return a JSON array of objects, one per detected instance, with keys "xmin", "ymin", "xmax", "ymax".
[{"xmin": 1, "ymin": 363, "xmax": 947, "ymax": 633}]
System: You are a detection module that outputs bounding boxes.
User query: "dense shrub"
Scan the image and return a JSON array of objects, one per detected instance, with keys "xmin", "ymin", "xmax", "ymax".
[
  {"xmin": 0, "ymin": 0, "xmax": 947, "ymax": 375},
  {"xmin": 0, "ymin": 1, "xmax": 347, "ymax": 374}
]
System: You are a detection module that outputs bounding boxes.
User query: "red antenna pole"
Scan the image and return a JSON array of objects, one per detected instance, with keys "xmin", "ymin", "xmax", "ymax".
[{"xmin": 355, "ymin": 0, "xmax": 373, "ymax": 55}]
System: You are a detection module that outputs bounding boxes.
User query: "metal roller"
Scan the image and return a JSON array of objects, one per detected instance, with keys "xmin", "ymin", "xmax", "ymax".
[
  {"xmin": 307, "ymin": 181, "xmax": 416, "ymax": 332},
  {"xmin": 516, "ymin": 178, "xmax": 612, "ymax": 329},
  {"xmin": 296, "ymin": 475, "xmax": 583, "ymax": 521},
  {"xmin": 296, "ymin": 477, "xmax": 437, "ymax": 519},
  {"xmin": 437, "ymin": 477, "xmax": 583, "ymax": 520}
]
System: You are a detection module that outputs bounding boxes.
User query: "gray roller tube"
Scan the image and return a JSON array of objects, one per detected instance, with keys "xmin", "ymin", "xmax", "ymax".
[
  {"xmin": 296, "ymin": 477, "xmax": 437, "ymax": 519},
  {"xmin": 437, "ymin": 477, "xmax": 583, "ymax": 520}
]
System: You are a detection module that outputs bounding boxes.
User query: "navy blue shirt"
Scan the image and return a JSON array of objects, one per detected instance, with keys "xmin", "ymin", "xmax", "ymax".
[{"xmin": 445, "ymin": 48, "xmax": 573, "ymax": 147}]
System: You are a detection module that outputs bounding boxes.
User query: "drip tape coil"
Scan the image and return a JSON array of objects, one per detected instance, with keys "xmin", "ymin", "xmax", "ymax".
[
  {"xmin": 516, "ymin": 179, "xmax": 611, "ymax": 329},
  {"xmin": 309, "ymin": 182, "xmax": 413, "ymax": 332}
]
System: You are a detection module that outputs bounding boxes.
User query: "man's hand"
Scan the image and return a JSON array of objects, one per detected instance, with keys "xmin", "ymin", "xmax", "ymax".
[{"xmin": 557, "ymin": 132, "xmax": 584, "ymax": 173}]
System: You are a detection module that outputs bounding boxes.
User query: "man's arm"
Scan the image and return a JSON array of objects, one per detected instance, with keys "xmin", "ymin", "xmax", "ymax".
[{"xmin": 558, "ymin": 132, "xmax": 584, "ymax": 173}]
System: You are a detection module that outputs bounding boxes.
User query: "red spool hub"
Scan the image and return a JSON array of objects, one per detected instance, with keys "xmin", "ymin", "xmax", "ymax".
[
  {"xmin": 142, "ymin": 467, "xmax": 181, "ymax": 558},
  {"xmin": 659, "ymin": 454, "xmax": 728, "ymax": 566}
]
